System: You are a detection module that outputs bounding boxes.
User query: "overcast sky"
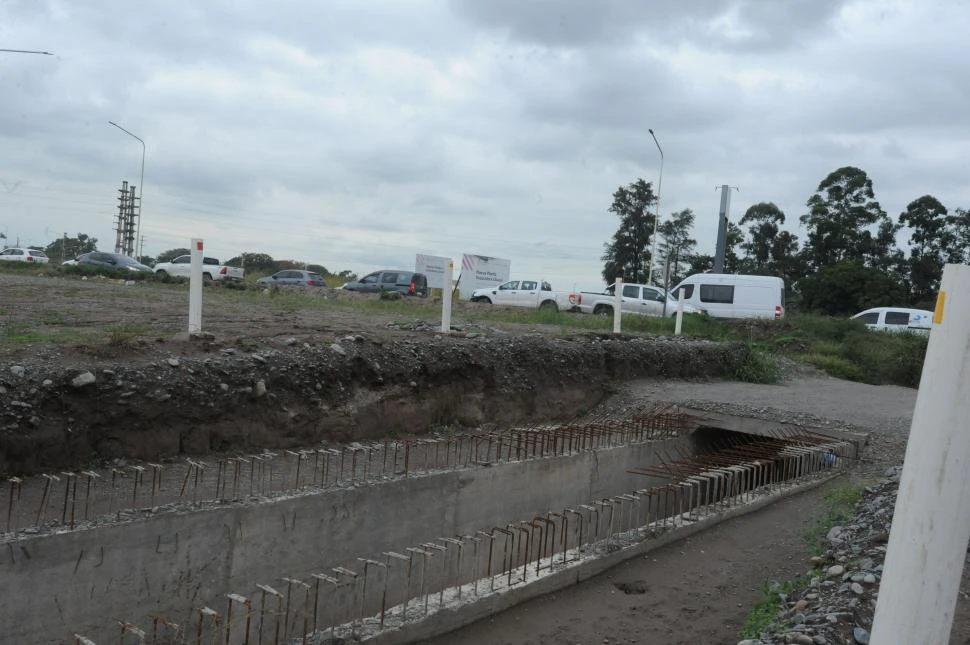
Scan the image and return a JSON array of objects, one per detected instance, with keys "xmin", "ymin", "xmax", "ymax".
[{"xmin": 2, "ymin": 0, "xmax": 968, "ymax": 290}]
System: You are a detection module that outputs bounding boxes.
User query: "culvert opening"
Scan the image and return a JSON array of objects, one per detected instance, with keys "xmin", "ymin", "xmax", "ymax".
[{"xmin": 35, "ymin": 409, "xmax": 864, "ymax": 645}]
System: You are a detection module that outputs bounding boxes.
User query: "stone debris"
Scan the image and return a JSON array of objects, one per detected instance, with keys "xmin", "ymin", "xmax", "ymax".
[
  {"xmin": 70, "ymin": 371, "xmax": 96, "ymax": 388},
  {"xmin": 738, "ymin": 467, "xmax": 903, "ymax": 645}
]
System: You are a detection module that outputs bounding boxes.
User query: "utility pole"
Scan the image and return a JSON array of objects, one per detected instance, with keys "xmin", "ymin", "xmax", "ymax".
[{"xmin": 713, "ymin": 185, "xmax": 738, "ymax": 274}]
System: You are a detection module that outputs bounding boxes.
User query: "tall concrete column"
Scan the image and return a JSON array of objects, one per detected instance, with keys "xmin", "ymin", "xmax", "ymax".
[{"xmin": 712, "ymin": 184, "xmax": 731, "ymax": 274}]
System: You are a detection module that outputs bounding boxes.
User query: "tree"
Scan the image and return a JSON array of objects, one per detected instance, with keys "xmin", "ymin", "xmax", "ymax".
[
  {"xmin": 225, "ymin": 252, "xmax": 277, "ymax": 271},
  {"xmin": 899, "ymin": 195, "xmax": 951, "ymax": 305},
  {"xmin": 800, "ymin": 167, "xmax": 900, "ymax": 270},
  {"xmin": 44, "ymin": 233, "xmax": 98, "ymax": 263},
  {"xmin": 156, "ymin": 248, "xmax": 191, "ymax": 264},
  {"xmin": 949, "ymin": 208, "xmax": 970, "ymax": 265},
  {"xmin": 601, "ymin": 179, "xmax": 657, "ymax": 285},
  {"xmin": 740, "ymin": 202, "xmax": 785, "ymax": 271},
  {"xmin": 799, "ymin": 261, "xmax": 906, "ymax": 316},
  {"xmin": 657, "ymin": 209, "xmax": 696, "ymax": 290}
]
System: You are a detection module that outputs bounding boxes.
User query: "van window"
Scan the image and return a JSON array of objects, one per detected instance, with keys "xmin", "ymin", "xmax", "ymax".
[
  {"xmin": 857, "ymin": 312, "xmax": 880, "ymax": 324},
  {"xmin": 700, "ymin": 284, "xmax": 734, "ymax": 304},
  {"xmin": 622, "ymin": 284, "xmax": 640, "ymax": 298},
  {"xmin": 380, "ymin": 272, "xmax": 399, "ymax": 284},
  {"xmin": 885, "ymin": 311, "xmax": 911, "ymax": 325},
  {"xmin": 679, "ymin": 285, "xmax": 694, "ymax": 299}
]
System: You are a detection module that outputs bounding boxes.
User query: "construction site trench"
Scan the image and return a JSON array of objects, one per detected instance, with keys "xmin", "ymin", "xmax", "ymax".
[{"xmin": 0, "ymin": 327, "xmax": 870, "ymax": 645}]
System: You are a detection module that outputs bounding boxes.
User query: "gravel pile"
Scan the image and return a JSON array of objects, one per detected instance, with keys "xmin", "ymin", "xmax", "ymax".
[{"xmin": 738, "ymin": 466, "xmax": 903, "ymax": 645}]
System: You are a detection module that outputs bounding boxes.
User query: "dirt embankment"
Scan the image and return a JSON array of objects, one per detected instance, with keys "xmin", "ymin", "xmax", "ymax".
[{"xmin": 0, "ymin": 331, "xmax": 748, "ymax": 475}]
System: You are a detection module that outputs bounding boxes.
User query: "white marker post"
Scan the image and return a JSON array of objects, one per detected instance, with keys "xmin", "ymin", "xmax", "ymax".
[
  {"xmin": 441, "ymin": 260, "xmax": 453, "ymax": 333},
  {"xmin": 674, "ymin": 288, "xmax": 685, "ymax": 336},
  {"xmin": 188, "ymin": 238, "xmax": 203, "ymax": 334},
  {"xmin": 870, "ymin": 264, "xmax": 970, "ymax": 644},
  {"xmin": 613, "ymin": 278, "xmax": 622, "ymax": 334}
]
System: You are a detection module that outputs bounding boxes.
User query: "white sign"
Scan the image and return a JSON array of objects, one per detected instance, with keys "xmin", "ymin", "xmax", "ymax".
[
  {"xmin": 458, "ymin": 254, "xmax": 511, "ymax": 300},
  {"xmin": 415, "ymin": 254, "xmax": 450, "ymax": 289}
]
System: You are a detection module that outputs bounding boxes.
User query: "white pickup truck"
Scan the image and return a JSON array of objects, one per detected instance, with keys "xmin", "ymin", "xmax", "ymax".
[
  {"xmin": 470, "ymin": 279, "xmax": 578, "ymax": 312},
  {"xmin": 153, "ymin": 255, "xmax": 245, "ymax": 282},
  {"xmin": 573, "ymin": 282, "xmax": 701, "ymax": 317}
]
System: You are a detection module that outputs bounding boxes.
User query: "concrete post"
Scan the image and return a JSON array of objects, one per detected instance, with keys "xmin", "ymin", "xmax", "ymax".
[
  {"xmin": 713, "ymin": 185, "xmax": 731, "ymax": 274},
  {"xmin": 870, "ymin": 265, "xmax": 970, "ymax": 644},
  {"xmin": 674, "ymin": 288, "xmax": 685, "ymax": 336},
  {"xmin": 613, "ymin": 278, "xmax": 622, "ymax": 334},
  {"xmin": 188, "ymin": 239, "xmax": 203, "ymax": 333},
  {"xmin": 441, "ymin": 260, "xmax": 453, "ymax": 333}
]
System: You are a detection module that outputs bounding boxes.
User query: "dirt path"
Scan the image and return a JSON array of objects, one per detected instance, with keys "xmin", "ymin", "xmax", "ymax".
[{"xmin": 420, "ymin": 377, "xmax": 919, "ymax": 645}]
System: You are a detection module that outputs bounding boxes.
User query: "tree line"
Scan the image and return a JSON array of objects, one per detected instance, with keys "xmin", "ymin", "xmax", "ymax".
[{"xmin": 601, "ymin": 165, "xmax": 968, "ymax": 315}]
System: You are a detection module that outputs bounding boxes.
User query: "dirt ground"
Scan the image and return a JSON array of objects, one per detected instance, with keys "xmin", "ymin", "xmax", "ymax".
[{"xmin": 2, "ymin": 272, "xmax": 969, "ymax": 644}]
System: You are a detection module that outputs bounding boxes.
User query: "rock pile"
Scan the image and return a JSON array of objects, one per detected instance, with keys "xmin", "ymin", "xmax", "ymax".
[{"xmin": 739, "ymin": 467, "xmax": 902, "ymax": 645}]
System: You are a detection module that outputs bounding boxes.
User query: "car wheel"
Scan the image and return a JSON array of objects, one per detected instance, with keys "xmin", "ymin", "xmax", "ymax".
[
  {"xmin": 539, "ymin": 300, "xmax": 558, "ymax": 312},
  {"xmin": 593, "ymin": 304, "xmax": 613, "ymax": 316},
  {"xmin": 155, "ymin": 270, "xmax": 168, "ymax": 277},
  {"xmin": 473, "ymin": 296, "xmax": 492, "ymax": 304}
]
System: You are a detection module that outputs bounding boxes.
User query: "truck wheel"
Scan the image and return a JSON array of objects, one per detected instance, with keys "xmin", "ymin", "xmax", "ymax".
[
  {"xmin": 472, "ymin": 296, "xmax": 492, "ymax": 304},
  {"xmin": 155, "ymin": 270, "xmax": 168, "ymax": 278},
  {"xmin": 539, "ymin": 300, "xmax": 558, "ymax": 312},
  {"xmin": 203, "ymin": 273, "xmax": 213, "ymax": 282},
  {"xmin": 593, "ymin": 304, "xmax": 613, "ymax": 316}
]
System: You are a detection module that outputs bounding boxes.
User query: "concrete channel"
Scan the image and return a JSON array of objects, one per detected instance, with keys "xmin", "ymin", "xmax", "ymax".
[{"xmin": 0, "ymin": 407, "xmax": 866, "ymax": 645}]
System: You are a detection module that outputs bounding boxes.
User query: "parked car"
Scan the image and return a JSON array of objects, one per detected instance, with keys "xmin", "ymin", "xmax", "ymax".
[
  {"xmin": 0, "ymin": 247, "xmax": 49, "ymax": 264},
  {"xmin": 341, "ymin": 270, "xmax": 428, "ymax": 296},
  {"xmin": 851, "ymin": 307, "xmax": 933, "ymax": 335},
  {"xmin": 153, "ymin": 255, "xmax": 244, "ymax": 282},
  {"xmin": 257, "ymin": 270, "xmax": 325, "ymax": 286},
  {"xmin": 670, "ymin": 274, "xmax": 785, "ymax": 319},
  {"xmin": 74, "ymin": 251, "xmax": 152, "ymax": 273},
  {"xmin": 573, "ymin": 282, "xmax": 701, "ymax": 317},
  {"xmin": 470, "ymin": 279, "xmax": 577, "ymax": 311}
]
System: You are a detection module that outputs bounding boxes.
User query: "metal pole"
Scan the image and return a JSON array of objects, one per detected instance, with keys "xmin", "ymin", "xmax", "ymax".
[
  {"xmin": 0, "ymin": 49, "xmax": 53, "ymax": 55},
  {"xmin": 647, "ymin": 128, "xmax": 663, "ymax": 286},
  {"xmin": 871, "ymin": 266, "xmax": 970, "ymax": 643},
  {"xmin": 108, "ymin": 121, "xmax": 146, "ymax": 258}
]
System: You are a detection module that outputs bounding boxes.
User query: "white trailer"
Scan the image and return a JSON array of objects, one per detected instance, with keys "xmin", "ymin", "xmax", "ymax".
[{"xmin": 457, "ymin": 254, "xmax": 511, "ymax": 301}]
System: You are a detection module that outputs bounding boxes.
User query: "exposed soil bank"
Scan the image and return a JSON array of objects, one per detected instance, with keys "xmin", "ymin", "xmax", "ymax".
[{"xmin": 0, "ymin": 333, "xmax": 749, "ymax": 475}]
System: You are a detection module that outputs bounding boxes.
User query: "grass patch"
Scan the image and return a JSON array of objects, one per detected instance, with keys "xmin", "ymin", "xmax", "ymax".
[
  {"xmin": 732, "ymin": 344, "xmax": 782, "ymax": 384},
  {"xmin": 738, "ymin": 574, "xmax": 813, "ymax": 639},
  {"xmin": 803, "ymin": 484, "xmax": 864, "ymax": 556}
]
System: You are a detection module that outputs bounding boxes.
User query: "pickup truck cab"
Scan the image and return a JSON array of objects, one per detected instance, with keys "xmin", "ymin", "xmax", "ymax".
[
  {"xmin": 574, "ymin": 283, "xmax": 700, "ymax": 317},
  {"xmin": 470, "ymin": 279, "xmax": 577, "ymax": 312},
  {"xmin": 153, "ymin": 255, "xmax": 245, "ymax": 282}
]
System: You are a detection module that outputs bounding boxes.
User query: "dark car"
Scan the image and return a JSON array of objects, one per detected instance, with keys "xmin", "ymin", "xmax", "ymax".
[
  {"xmin": 75, "ymin": 251, "xmax": 152, "ymax": 273},
  {"xmin": 256, "ymin": 270, "xmax": 325, "ymax": 286},
  {"xmin": 342, "ymin": 270, "xmax": 428, "ymax": 296}
]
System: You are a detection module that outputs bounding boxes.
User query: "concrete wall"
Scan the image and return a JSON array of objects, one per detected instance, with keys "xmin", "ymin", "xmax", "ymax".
[{"xmin": 0, "ymin": 438, "xmax": 689, "ymax": 644}]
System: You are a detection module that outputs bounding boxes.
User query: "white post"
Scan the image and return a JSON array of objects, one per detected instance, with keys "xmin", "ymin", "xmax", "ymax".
[
  {"xmin": 441, "ymin": 260, "xmax": 453, "ymax": 333},
  {"xmin": 188, "ymin": 238, "xmax": 203, "ymax": 334},
  {"xmin": 870, "ymin": 264, "xmax": 970, "ymax": 644},
  {"xmin": 613, "ymin": 278, "xmax": 622, "ymax": 334},
  {"xmin": 674, "ymin": 288, "xmax": 685, "ymax": 335}
]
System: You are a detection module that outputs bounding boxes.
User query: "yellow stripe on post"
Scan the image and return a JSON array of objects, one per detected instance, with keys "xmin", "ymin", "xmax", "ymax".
[{"xmin": 934, "ymin": 291, "xmax": 946, "ymax": 325}]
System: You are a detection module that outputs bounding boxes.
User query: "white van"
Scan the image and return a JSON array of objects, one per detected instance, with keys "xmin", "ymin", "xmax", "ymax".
[
  {"xmin": 851, "ymin": 307, "xmax": 933, "ymax": 335},
  {"xmin": 671, "ymin": 274, "xmax": 785, "ymax": 319}
]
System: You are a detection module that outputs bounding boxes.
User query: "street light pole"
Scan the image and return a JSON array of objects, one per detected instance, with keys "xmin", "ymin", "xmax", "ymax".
[
  {"xmin": 647, "ymin": 129, "xmax": 664, "ymax": 287},
  {"xmin": 108, "ymin": 121, "xmax": 145, "ymax": 258},
  {"xmin": 0, "ymin": 49, "xmax": 53, "ymax": 55}
]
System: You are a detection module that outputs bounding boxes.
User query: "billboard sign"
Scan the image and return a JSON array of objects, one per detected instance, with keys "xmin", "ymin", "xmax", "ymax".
[
  {"xmin": 458, "ymin": 254, "xmax": 511, "ymax": 300},
  {"xmin": 415, "ymin": 254, "xmax": 450, "ymax": 289}
]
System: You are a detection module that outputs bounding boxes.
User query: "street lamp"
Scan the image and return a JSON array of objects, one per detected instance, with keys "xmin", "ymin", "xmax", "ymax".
[
  {"xmin": 646, "ymin": 129, "xmax": 664, "ymax": 286},
  {"xmin": 0, "ymin": 49, "xmax": 53, "ymax": 55},
  {"xmin": 108, "ymin": 121, "xmax": 146, "ymax": 258}
]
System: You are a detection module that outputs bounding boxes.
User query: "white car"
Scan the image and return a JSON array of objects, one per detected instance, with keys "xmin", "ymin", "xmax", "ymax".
[
  {"xmin": 0, "ymin": 247, "xmax": 50, "ymax": 263},
  {"xmin": 851, "ymin": 307, "xmax": 933, "ymax": 335}
]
